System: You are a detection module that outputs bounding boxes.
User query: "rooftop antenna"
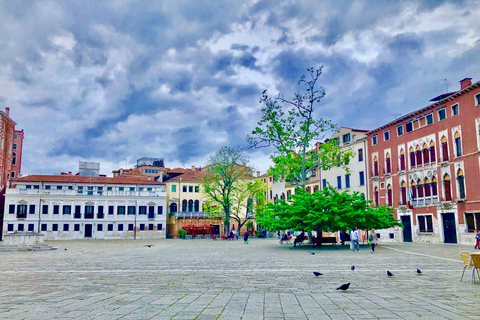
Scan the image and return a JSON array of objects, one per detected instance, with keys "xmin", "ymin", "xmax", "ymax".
[{"xmin": 441, "ymin": 79, "xmax": 450, "ymax": 93}]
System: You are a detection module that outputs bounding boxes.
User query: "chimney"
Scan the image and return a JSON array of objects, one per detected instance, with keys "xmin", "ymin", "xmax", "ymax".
[
  {"xmin": 256, "ymin": 171, "xmax": 260, "ymax": 177},
  {"xmin": 5, "ymin": 107, "xmax": 9, "ymax": 115},
  {"xmin": 192, "ymin": 166, "xmax": 196, "ymax": 171},
  {"xmin": 460, "ymin": 78, "xmax": 472, "ymax": 90}
]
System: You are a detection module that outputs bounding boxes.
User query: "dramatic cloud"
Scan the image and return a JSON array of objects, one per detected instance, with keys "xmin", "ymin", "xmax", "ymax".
[{"xmin": 1, "ymin": 0, "xmax": 479, "ymax": 175}]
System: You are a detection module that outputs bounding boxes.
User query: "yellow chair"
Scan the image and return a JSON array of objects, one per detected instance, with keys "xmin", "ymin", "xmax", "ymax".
[
  {"xmin": 460, "ymin": 251, "xmax": 472, "ymax": 282},
  {"xmin": 470, "ymin": 253, "xmax": 480, "ymax": 284}
]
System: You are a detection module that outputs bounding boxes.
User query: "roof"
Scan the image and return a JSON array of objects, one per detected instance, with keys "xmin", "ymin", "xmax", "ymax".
[
  {"xmin": 167, "ymin": 170, "xmax": 206, "ymax": 182},
  {"xmin": 11, "ymin": 175, "xmax": 164, "ymax": 185},
  {"xmin": 338, "ymin": 126, "xmax": 369, "ymax": 133},
  {"xmin": 368, "ymin": 79, "xmax": 480, "ymax": 134}
]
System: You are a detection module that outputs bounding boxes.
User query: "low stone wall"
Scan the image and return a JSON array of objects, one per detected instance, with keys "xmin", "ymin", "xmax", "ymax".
[{"xmin": 2, "ymin": 233, "xmax": 45, "ymax": 246}]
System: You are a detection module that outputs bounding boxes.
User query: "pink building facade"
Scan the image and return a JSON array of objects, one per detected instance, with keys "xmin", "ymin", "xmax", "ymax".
[{"xmin": 367, "ymin": 78, "xmax": 480, "ymax": 245}]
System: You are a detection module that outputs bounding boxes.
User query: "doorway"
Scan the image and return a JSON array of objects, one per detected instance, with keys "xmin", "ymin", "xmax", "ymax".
[
  {"xmin": 442, "ymin": 212, "xmax": 457, "ymax": 243},
  {"xmin": 401, "ymin": 215, "xmax": 412, "ymax": 242},
  {"xmin": 211, "ymin": 225, "xmax": 220, "ymax": 236},
  {"xmin": 85, "ymin": 224, "xmax": 93, "ymax": 238}
]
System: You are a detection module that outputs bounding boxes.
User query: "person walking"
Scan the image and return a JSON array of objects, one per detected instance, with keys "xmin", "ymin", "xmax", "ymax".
[
  {"xmin": 243, "ymin": 231, "xmax": 249, "ymax": 244},
  {"xmin": 369, "ymin": 230, "xmax": 378, "ymax": 253},
  {"xmin": 475, "ymin": 230, "xmax": 480, "ymax": 250},
  {"xmin": 232, "ymin": 229, "xmax": 238, "ymax": 240},
  {"xmin": 350, "ymin": 228, "xmax": 360, "ymax": 252}
]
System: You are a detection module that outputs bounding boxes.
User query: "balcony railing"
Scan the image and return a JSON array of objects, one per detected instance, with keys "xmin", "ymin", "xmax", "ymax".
[
  {"xmin": 17, "ymin": 213, "xmax": 27, "ymax": 219},
  {"xmin": 74, "ymin": 213, "xmax": 82, "ymax": 219},
  {"xmin": 410, "ymin": 196, "xmax": 439, "ymax": 208},
  {"xmin": 148, "ymin": 213, "xmax": 155, "ymax": 219},
  {"xmin": 175, "ymin": 211, "xmax": 209, "ymax": 219},
  {"xmin": 84, "ymin": 213, "xmax": 94, "ymax": 219},
  {"xmin": 6, "ymin": 188, "xmax": 167, "ymax": 197},
  {"xmin": 97, "ymin": 213, "xmax": 104, "ymax": 219}
]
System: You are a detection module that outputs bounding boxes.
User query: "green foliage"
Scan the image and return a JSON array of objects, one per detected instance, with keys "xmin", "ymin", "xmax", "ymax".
[
  {"xmin": 255, "ymin": 230, "xmax": 263, "ymax": 237},
  {"xmin": 247, "ymin": 66, "xmax": 353, "ymax": 187},
  {"xmin": 177, "ymin": 229, "xmax": 187, "ymax": 238},
  {"xmin": 246, "ymin": 221, "xmax": 254, "ymax": 228},
  {"xmin": 256, "ymin": 186, "xmax": 400, "ymax": 233}
]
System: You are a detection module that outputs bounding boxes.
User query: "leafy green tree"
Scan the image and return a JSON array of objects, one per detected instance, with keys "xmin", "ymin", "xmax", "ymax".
[
  {"xmin": 202, "ymin": 146, "xmax": 265, "ymax": 233},
  {"xmin": 256, "ymin": 185, "xmax": 400, "ymax": 234},
  {"xmin": 247, "ymin": 66, "xmax": 353, "ymax": 187}
]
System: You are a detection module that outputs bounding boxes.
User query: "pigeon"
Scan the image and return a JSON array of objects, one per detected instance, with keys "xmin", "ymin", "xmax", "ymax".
[
  {"xmin": 387, "ymin": 271, "xmax": 394, "ymax": 277},
  {"xmin": 351, "ymin": 265, "xmax": 355, "ymax": 271},
  {"xmin": 64, "ymin": 248, "xmax": 67, "ymax": 251},
  {"xmin": 337, "ymin": 283, "xmax": 350, "ymax": 291},
  {"xmin": 313, "ymin": 272, "xmax": 323, "ymax": 277},
  {"xmin": 311, "ymin": 252, "xmax": 315, "ymax": 255},
  {"xmin": 417, "ymin": 268, "xmax": 422, "ymax": 274},
  {"xmin": 145, "ymin": 245, "xmax": 153, "ymax": 248}
]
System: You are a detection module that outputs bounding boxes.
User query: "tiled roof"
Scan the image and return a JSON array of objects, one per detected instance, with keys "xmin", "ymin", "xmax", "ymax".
[
  {"xmin": 11, "ymin": 175, "xmax": 164, "ymax": 185},
  {"xmin": 167, "ymin": 171, "xmax": 206, "ymax": 182}
]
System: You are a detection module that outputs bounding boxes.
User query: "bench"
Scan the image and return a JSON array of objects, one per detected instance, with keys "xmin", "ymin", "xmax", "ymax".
[{"xmin": 280, "ymin": 235, "xmax": 292, "ymax": 245}]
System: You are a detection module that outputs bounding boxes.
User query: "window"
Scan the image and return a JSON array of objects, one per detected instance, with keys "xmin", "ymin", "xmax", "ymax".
[
  {"xmin": 333, "ymin": 137, "xmax": 340, "ymax": 146},
  {"xmin": 118, "ymin": 224, "xmax": 124, "ymax": 231},
  {"xmin": 118, "ymin": 206, "xmax": 125, "ymax": 215},
  {"xmin": 158, "ymin": 206, "xmax": 163, "ymax": 215},
  {"xmin": 182, "ymin": 185, "xmax": 187, "ymax": 192},
  {"xmin": 373, "ymin": 156, "xmax": 378, "ymax": 176},
  {"xmin": 40, "ymin": 223, "xmax": 47, "ymax": 231},
  {"xmin": 429, "ymin": 141, "xmax": 436, "ymax": 163},
  {"xmin": 12, "ymin": 153, "xmax": 16, "ymax": 166},
  {"xmin": 119, "ymin": 187, "xmax": 124, "ymax": 191},
  {"xmin": 385, "ymin": 153, "xmax": 391, "ymax": 174},
  {"xmin": 188, "ymin": 200, "xmax": 193, "ymax": 212},
  {"xmin": 9, "ymin": 204, "xmax": 14, "ymax": 214},
  {"xmin": 383, "ymin": 130, "xmax": 390, "ymax": 141},
  {"xmin": 74, "ymin": 224, "xmax": 80, "ymax": 231},
  {"xmin": 399, "ymin": 149, "xmax": 406, "ymax": 171},
  {"xmin": 400, "ymin": 181, "xmax": 407, "ymax": 205},
  {"xmin": 45, "ymin": 185, "xmax": 51, "ymax": 190},
  {"xmin": 358, "ymin": 148, "xmax": 363, "ymax": 162},
  {"xmin": 172, "ymin": 185, "xmax": 176, "ymax": 192},
  {"xmin": 443, "ymin": 174, "xmax": 452, "ymax": 201},
  {"xmin": 147, "ymin": 188, "xmax": 152, "ymax": 192},
  {"xmin": 157, "ymin": 223, "xmax": 163, "ymax": 231},
  {"xmin": 409, "ymin": 147, "xmax": 416, "ymax": 167},
  {"xmin": 426, "ymin": 113, "xmax": 434, "ymax": 125},
  {"xmin": 97, "ymin": 224, "xmax": 103, "ymax": 231},
  {"xmin": 372, "ymin": 134, "xmax": 377, "ymax": 145},
  {"xmin": 63, "ymin": 205, "xmax": 71, "ymax": 215},
  {"xmin": 107, "ymin": 187, "xmax": 112, "ymax": 191},
  {"xmin": 7, "ymin": 224, "xmax": 14, "ymax": 232},
  {"xmin": 475, "ymin": 93, "xmax": 480, "ymax": 106},
  {"xmin": 182, "ymin": 200, "xmax": 187, "ymax": 212},
  {"xmin": 139, "ymin": 224, "xmax": 145, "ymax": 231},
  {"xmin": 17, "ymin": 224, "xmax": 24, "ymax": 232},
  {"xmin": 397, "ymin": 125, "xmax": 404, "ymax": 136},
  {"xmin": 63, "ymin": 224, "xmax": 69, "ymax": 232},
  {"xmin": 28, "ymin": 224, "xmax": 34, "ymax": 232},
  {"xmin": 189, "ymin": 186, "xmax": 193, "ymax": 192},
  {"xmin": 42, "ymin": 205, "xmax": 48, "ymax": 215},
  {"xmin": 53, "ymin": 205, "xmax": 59, "ymax": 214},
  {"xmin": 387, "ymin": 185, "xmax": 393, "ymax": 206},
  {"xmin": 343, "ymin": 133, "xmax": 350, "ymax": 144},
  {"xmin": 454, "ymin": 132, "xmax": 462, "ymax": 157},
  {"xmin": 108, "ymin": 224, "xmax": 113, "ymax": 231},
  {"xmin": 52, "ymin": 224, "xmax": 58, "ymax": 232},
  {"xmin": 465, "ymin": 213, "xmax": 480, "ymax": 232},
  {"xmin": 29, "ymin": 205, "xmax": 35, "ymax": 214},
  {"xmin": 437, "ymin": 107, "xmax": 446, "ymax": 121},
  {"xmin": 441, "ymin": 136, "xmax": 449, "ymax": 162},
  {"xmin": 13, "ymin": 143, "xmax": 17, "ymax": 150},
  {"xmin": 337, "ymin": 176, "xmax": 342, "ymax": 189},
  {"xmin": 195, "ymin": 186, "xmax": 199, "ymax": 192},
  {"xmin": 26, "ymin": 185, "xmax": 31, "ymax": 189},
  {"xmin": 128, "ymin": 206, "xmax": 136, "ymax": 215},
  {"xmin": 359, "ymin": 171, "xmax": 365, "ymax": 186},
  {"xmin": 129, "ymin": 187, "xmax": 134, "ymax": 192},
  {"xmin": 85, "ymin": 206, "xmax": 94, "ymax": 216},
  {"xmin": 322, "ymin": 179, "xmax": 327, "ymax": 189},
  {"xmin": 108, "ymin": 206, "xmax": 114, "ymax": 215},
  {"xmin": 418, "ymin": 215, "xmax": 433, "ymax": 232},
  {"xmin": 452, "ymin": 104, "xmax": 459, "ymax": 116},
  {"xmin": 374, "ymin": 187, "xmax": 379, "ymax": 206},
  {"xmin": 457, "ymin": 169, "xmax": 465, "ymax": 199},
  {"xmin": 406, "ymin": 121, "xmax": 413, "ymax": 133},
  {"xmin": 345, "ymin": 175, "xmax": 350, "ymax": 188},
  {"xmin": 139, "ymin": 206, "xmax": 147, "ymax": 215},
  {"xmin": 34, "ymin": 185, "xmax": 39, "ymax": 190}
]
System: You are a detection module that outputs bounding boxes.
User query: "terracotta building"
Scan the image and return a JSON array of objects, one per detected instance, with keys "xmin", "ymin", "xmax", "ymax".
[{"xmin": 367, "ymin": 77, "xmax": 480, "ymax": 245}]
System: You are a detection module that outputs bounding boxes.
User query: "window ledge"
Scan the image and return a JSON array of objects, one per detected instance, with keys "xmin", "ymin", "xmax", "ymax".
[{"xmin": 418, "ymin": 232, "xmax": 434, "ymax": 235}]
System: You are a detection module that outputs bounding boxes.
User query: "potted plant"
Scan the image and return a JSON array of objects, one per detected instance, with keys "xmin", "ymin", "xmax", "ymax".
[{"xmin": 178, "ymin": 229, "xmax": 187, "ymax": 239}]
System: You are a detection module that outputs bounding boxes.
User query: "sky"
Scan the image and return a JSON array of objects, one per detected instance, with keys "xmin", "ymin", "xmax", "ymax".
[{"xmin": 1, "ymin": 0, "xmax": 480, "ymax": 176}]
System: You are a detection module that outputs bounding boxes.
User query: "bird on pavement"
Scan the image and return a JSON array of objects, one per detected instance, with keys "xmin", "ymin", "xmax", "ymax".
[
  {"xmin": 387, "ymin": 271, "xmax": 394, "ymax": 277},
  {"xmin": 417, "ymin": 268, "xmax": 422, "ymax": 274},
  {"xmin": 337, "ymin": 283, "xmax": 350, "ymax": 291},
  {"xmin": 351, "ymin": 265, "xmax": 355, "ymax": 271},
  {"xmin": 311, "ymin": 252, "xmax": 315, "ymax": 255},
  {"xmin": 145, "ymin": 245, "xmax": 153, "ymax": 248},
  {"xmin": 65, "ymin": 248, "xmax": 67, "ymax": 251},
  {"xmin": 313, "ymin": 272, "xmax": 323, "ymax": 277}
]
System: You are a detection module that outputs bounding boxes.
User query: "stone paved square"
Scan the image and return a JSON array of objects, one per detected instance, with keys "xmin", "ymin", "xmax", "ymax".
[{"xmin": 0, "ymin": 238, "xmax": 479, "ymax": 319}]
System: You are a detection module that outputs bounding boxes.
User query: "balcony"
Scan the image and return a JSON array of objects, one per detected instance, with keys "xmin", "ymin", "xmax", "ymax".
[
  {"xmin": 6, "ymin": 188, "xmax": 167, "ymax": 197},
  {"xmin": 84, "ymin": 213, "xmax": 94, "ymax": 219},
  {"xmin": 16, "ymin": 213, "xmax": 27, "ymax": 219},
  {"xmin": 148, "ymin": 213, "xmax": 155, "ymax": 219},
  {"xmin": 97, "ymin": 213, "xmax": 104, "ymax": 219},
  {"xmin": 175, "ymin": 211, "xmax": 209, "ymax": 219},
  {"xmin": 74, "ymin": 213, "xmax": 82, "ymax": 219}
]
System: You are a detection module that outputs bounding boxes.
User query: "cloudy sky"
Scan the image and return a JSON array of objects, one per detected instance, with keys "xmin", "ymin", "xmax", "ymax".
[{"xmin": 1, "ymin": 0, "xmax": 480, "ymax": 176}]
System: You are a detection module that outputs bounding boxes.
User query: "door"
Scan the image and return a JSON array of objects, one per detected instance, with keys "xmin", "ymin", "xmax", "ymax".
[
  {"xmin": 85, "ymin": 224, "xmax": 93, "ymax": 238},
  {"xmin": 401, "ymin": 215, "xmax": 412, "ymax": 242},
  {"xmin": 442, "ymin": 212, "xmax": 457, "ymax": 243},
  {"xmin": 212, "ymin": 225, "xmax": 220, "ymax": 236}
]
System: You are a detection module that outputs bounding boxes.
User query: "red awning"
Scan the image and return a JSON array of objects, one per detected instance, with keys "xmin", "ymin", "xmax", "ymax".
[
  {"xmin": 197, "ymin": 224, "xmax": 212, "ymax": 229},
  {"xmin": 182, "ymin": 225, "xmax": 195, "ymax": 229}
]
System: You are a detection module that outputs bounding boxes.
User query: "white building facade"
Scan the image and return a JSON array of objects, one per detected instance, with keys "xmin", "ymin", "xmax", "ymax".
[{"xmin": 3, "ymin": 175, "xmax": 167, "ymax": 240}]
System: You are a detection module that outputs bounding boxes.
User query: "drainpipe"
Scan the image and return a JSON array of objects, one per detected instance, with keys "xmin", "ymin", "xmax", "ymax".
[
  {"xmin": 37, "ymin": 182, "xmax": 43, "ymax": 234},
  {"xmin": 363, "ymin": 138, "xmax": 369, "ymax": 244}
]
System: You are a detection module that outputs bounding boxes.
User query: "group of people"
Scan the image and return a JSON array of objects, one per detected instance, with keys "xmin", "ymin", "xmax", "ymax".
[
  {"xmin": 226, "ymin": 229, "xmax": 250, "ymax": 243},
  {"xmin": 350, "ymin": 228, "xmax": 378, "ymax": 253}
]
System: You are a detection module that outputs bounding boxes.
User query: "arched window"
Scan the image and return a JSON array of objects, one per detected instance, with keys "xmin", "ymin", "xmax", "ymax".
[
  {"xmin": 170, "ymin": 203, "xmax": 177, "ymax": 213},
  {"xmin": 385, "ymin": 153, "xmax": 391, "ymax": 174},
  {"xmin": 409, "ymin": 147, "xmax": 416, "ymax": 167},
  {"xmin": 429, "ymin": 141, "xmax": 436, "ymax": 163},
  {"xmin": 281, "ymin": 193, "xmax": 285, "ymax": 200},
  {"xmin": 387, "ymin": 184, "xmax": 393, "ymax": 206},
  {"xmin": 401, "ymin": 181, "xmax": 407, "ymax": 205},
  {"xmin": 431, "ymin": 177, "xmax": 438, "ymax": 196},
  {"xmin": 182, "ymin": 200, "xmax": 187, "ymax": 212},
  {"xmin": 374, "ymin": 187, "xmax": 379, "ymax": 206},
  {"xmin": 411, "ymin": 180, "xmax": 417, "ymax": 200},
  {"xmin": 373, "ymin": 156, "xmax": 379, "ymax": 176},
  {"xmin": 443, "ymin": 174, "xmax": 452, "ymax": 201},
  {"xmin": 417, "ymin": 179, "xmax": 424, "ymax": 198},
  {"xmin": 454, "ymin": 131, "xmax": 462, "ymax": 157},
  {"xmin": 416, "ymin": 145, "xmax": 422, "ymax": 166},
  {"xmin": 424, "ymin": 178, "xmax": 431, "ymax": 197},
  {"xmin": 188, "ymin": 200, "xmax": 194, "ymax": 212},
  {"xmin": 12, "ymin": 152, "xmax": 16, "ymax": 166},
  {"xmin": 194, "ymin": 200, "xmax": 200, "ymax": 212},
  {"xmin": 457, "ymin": 169, "xmax": 465, "ymax": 199},
  {"xmin": 246, "ymin": 198, "xmax": 253, "ymax": 214},
  {"xmin": 441, "ymin": 136, "xmax": 449, "ymax": 161},
  {"xmin": 286, "ymin": 190, "xmax": 291, "ymax": 198},
  {"xmin": 400, "ymin": 149, "xmax": 406, "ymax": 171},
  {"xmin": 422, "ymin": 143, "xmax": 429, "ymax": 164}
]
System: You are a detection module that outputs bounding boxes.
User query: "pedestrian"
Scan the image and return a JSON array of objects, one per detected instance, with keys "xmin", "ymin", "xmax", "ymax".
[
  {"xmin": 232, "ymin": 229, "xmax": 238, "ymax": 240},
  {"xmin": 369, "ymin": 229, "xmax": 378, "ymax": 253},
  {"xmin": 243, "ymin": 231, "xmax": 249, "ymax": 244},
  {"xmin": 350, "ymin": 228, "xmax": 360, "ymax": 252},
  {"xmin": 229, "ymin": 230, "xmax": 234, "ymax": 241},
  {"xmin": 475, "ymin": 230, "xmax": 480, "ymax": 250},
  {"xmin": 279, "ymin": 231, "xmax": 287, "ymax": 244}
]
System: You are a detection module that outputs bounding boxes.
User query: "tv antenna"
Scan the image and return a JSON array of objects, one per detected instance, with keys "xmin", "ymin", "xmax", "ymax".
[{"xmin": 441, "ymin": 79, "xmax": 450, "ymax": 93}]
